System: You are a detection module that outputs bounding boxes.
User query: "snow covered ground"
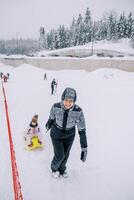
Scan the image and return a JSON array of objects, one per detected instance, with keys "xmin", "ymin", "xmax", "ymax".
[
  {"xmin": 38, "ymin": 39, "xmax": 134, "ymax": 58},
  {"xmin": 0, "ymin": 39, "xmax": 134, "ymax": 59},
  {"xmin": 0, "ymin": 63, "xmax": 134, "ymax": 200}
]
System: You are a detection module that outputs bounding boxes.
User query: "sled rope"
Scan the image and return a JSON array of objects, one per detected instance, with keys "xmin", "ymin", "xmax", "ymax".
[{"xmin": 2, "ymin": 83, "xmax": 23, "ymax": 200}]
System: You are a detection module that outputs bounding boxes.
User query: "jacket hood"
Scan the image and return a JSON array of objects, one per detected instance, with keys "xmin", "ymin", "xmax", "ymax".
[{"xmin": 61, "ymin": 88, "xmax": 77, "ymax": 102}]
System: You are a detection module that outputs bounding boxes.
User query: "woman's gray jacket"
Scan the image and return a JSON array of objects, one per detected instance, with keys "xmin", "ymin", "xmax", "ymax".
[{"xmin": 46, "ymin": 102, "xmax": 87, "ymax": 148}]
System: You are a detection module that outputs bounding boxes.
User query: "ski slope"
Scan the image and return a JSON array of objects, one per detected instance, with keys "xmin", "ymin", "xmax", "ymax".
[{"xmin": 0, "ymin": 63, "xmax": 134, "ymax": 200}]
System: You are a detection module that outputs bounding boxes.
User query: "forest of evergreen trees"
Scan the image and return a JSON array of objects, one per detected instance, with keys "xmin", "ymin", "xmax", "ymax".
[
  {"xmin": 0, "ymin": 8, "xmax": 134, "ymax": 55},
  {"xmin": 0, "ymin": 38, "xmax": 39, "ymax": 55}
]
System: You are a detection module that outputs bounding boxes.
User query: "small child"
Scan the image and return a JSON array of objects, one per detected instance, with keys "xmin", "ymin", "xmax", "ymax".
[{"xmin": 24, "ymin": 115, "xmax": 42, "ymax": 147}]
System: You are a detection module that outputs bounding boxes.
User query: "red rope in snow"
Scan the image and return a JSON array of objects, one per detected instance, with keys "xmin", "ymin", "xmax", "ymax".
[{"xmin": 2, "ymin": 83, "xmax": 23, "ymax": 200}]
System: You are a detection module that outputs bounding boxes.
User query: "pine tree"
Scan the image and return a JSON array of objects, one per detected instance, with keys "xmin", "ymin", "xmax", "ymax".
[
  {"xmin": 117, "ymin": 12, "xmax": 127, "ymax": 39},
  {"xmin": 83, "ymin": 8, "xmax": 92, "ymax": 44},
  {"xmin": 74, "ymin": 14, "xmax": 84, "ymax": 46},
  {"xmin": 58, "ymin": 25, "xmax": 68, "ymax": 48},
  {"xmin": 68, "ymin": 18, "xmax": 76, "ymax": 46},
  {"xmin": 47, "ymin": 30, "xmax": 56, "ymax": 50},
  {"xmin": 107, "ymin": 11, "xmax": 117, "ymax": 40},
  {"xmin": 54, "ymin": 30, "xmax": 60, "ymax": 49},
  {"xmin": 125, "ymin": 12, "xmax": 134, "ymax": 38},
  {"xmin": 65, "ymin": 28, "xmax": 71, "ymax": 48},
  {"xmin": 130, "ymin": 21, "xmax": 134, "ymax": 48},
  {"xmin": 93, "ymin": 20, "xmax": 100, "ymax": 40},
  {"xmin": 97, "ymin": 16, "xmax": 108, "ymax": 40},
  {"xmin": 0, "ymin": 40, "xmax": 6, "ymax": 54},
  {"xmin": 39, "ymin": 27, "xmax": 47, "ymax": 50}
]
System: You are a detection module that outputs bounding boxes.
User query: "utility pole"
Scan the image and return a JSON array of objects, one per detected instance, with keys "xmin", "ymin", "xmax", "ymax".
[
  {"xmin": 16, "ymin": 32, "xmax": 19, "ymax": 55},
  {"xmin": 91, "ymin": 39, "xmax": 94, "ymax": 56},
  {"xmin": 91, "ymin": 22, "xmax": 95, "ymax": 56},
  {"xmin": 0, "ymin": 40, "xmax": 1, "ymax": 53}
]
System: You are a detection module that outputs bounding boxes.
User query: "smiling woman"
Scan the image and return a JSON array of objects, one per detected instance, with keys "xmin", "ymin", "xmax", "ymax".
[
  {"xmin": 63, "ymin": 99, "xmax": 74, "ymax": 109},
  {"xmin": 45, "ymin": 87, "xmax": 88, "ymax": 178}
]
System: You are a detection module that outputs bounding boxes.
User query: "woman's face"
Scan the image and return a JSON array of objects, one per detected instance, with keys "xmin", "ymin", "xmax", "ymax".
[{"xmin": 63, "ymin": 99, "xmax": 74, "ymax": 109}]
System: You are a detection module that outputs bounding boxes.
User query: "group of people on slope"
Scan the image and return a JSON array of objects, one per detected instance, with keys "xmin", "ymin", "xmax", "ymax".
[
  {"xmin": 0, "ymin": 72, "xmax": 10, "ymax": 82},
  {"xmin": 43, "ymin": 73, "xmax": 58, "ymax": 95}
]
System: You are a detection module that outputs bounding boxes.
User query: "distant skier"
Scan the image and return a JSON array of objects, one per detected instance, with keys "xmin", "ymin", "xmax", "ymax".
[
  {"xmin": 7, "ymin": 73, "xmax": 10, "ymax": 79},
  {"xmin": 44, "ymin": 73, "xmax": 47, "ymax": 80},
  {"xmin": 0, "ymin": 72, "xmax": 3, "ymax": 79},
  {"xmin": 51, "ymin": 78, "xmax": 57, "ymax": 95},
  {"xmin": 45, "ymin": 88, "xmax": 88, "ymax": 178},
  {"xmin": 24, "ymin": 115, "xmax": 42, "ymax": 147},
  {"xmin": 3, "ymin": 75, "xmax": 8, "ymax": 83}
]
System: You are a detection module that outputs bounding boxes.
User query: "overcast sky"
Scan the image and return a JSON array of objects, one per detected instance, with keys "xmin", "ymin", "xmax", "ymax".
[{"xmin": 0, "ymin": 0, "xmax": 134, "ymax": 39}]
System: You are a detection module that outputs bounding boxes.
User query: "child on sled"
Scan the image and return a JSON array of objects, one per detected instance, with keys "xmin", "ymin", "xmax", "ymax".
[{"xmin": 24, "ymin": 115, "xmax": 42, "ymax": 147}]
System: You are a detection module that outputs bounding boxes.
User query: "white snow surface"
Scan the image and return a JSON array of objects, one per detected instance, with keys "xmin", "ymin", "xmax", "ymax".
[
  {"xmin": 0, "ymin": 39, "xmax": 134, "ymax": 60},
  {"xmin": 38, "ymin": 39, "xmax": 134, "ymax": 58},
  {"xmin": 0, "ymin": 63, "xmax": 134, "ymax": 200}
]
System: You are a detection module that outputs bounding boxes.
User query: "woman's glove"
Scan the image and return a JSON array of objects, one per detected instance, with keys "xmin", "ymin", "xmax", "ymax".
[
  {"xmin": 80, "ymin": 148, "xmax": 87, "ymax": 162},
  {"xmin": 45, "ymin": 124, "xmax": 49, "ymax": 132},
  {"xmin": 45, "ymin": 118, "xmax": 55, "ymax": 131}
]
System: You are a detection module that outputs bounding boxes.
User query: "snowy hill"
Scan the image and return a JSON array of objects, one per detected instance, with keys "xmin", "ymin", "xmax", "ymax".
[
  {"xmin": 0, "ymin": 63, "xmax": 134, "ymax": 200},
  {"xmin": 38, "ymin": 39, "xmax": 134, "ymax": 58}
]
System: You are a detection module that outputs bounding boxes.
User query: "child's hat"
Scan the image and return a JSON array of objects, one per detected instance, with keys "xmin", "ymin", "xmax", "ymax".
[
  {"xmin": 31, "ymin": 114, "xmax": 38, "ymax": 123},
  {"xmin": 61, "ymin": 88, "xmax": 77, "ymax": 102}
]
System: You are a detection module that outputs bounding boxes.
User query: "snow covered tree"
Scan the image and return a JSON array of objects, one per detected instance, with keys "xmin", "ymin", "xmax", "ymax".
[
  {"xmin": 83, "ymin": 7, "xmax": 92, "ymax": 44},
  {"xmin": 107, "ymin": 11, "xmax": 118, "ymax": 40},
  {"xmin": 65, "ymin": 28, "xmax": 71, "ymax": 47},
  {"xmin": 57, "ymin": 25, "xmax": 68, "ymax": 48},
  {"xmin": 130, "ymin": 21, "xmax": 134, "ymax": 48},
  {"xmin": 68, "ymin": 18, "xmax": 76, "ymax": 47},
  {"xmin": 96, "ymin": 15, "xmax": 108, "ymax": 40},
  {"xmin": 54, "ymin": 30, "xmax": 60, "ymax": 49},
  {"xmin": 117, "ymin": 12, "xmax": 127, "ymax": 39},
  {"xmin": 74, "ymin": 14, "xmax": 84, "ymax": 46},
  {"xmin": 0, "ymin": 38, "xmax": 39, "ymax": 55},
  {"xmin": 47, "ymin": 30, "xmax": 57, "ymax": 50},
  {"xmin": 0, "ymin": 40, "xmax": 6, "ymax": 54},
  {"xmin": 91, "ymin": 21, "xmax": 100, "ymax": 41},
  {"xmin": 125, "ymin": 12, "xmax": 134, "ymax": 38},
  {"xmin": 39, "ymin": 8, "xmax": 134, "ymax": 50},
  {"xmin": 39, "ymin": 27, "xmax": 47, "ymax": 50}
]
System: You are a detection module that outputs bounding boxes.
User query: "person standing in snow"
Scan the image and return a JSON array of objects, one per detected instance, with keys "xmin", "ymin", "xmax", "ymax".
[
  {"xmin": 51, "ymin": 78, "xmax": 57, "ymax": 95},
  {"xmin": 44, "ymin": 73, "xmax": 47, "ymax": 80},
  {"xmin": 45, "ymin": 88, "xmax": 88, "ymax": 178},
  {"xmin": 3, "ymin": 74, "xmax": 8, "ymax": 82},
  {"xmin": 24, "ymin": 115, "xmax": 42, "ymax": 147},
  {"xmin": 7, "ymin": 73, "xmax": 10, "ymax": 79},
  {"xmin": 0, "ymin": 72, "xmax": 3, "ymax": 79}
]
